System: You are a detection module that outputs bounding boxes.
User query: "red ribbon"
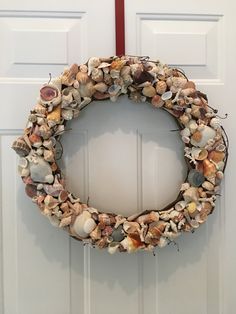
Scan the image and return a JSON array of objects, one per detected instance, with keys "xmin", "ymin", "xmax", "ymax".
[{"xmin": 115, "ymin": 0, "xmax": 125, "ymax": 55}]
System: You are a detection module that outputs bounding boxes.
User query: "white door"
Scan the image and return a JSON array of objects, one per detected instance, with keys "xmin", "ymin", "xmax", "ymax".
[{"xmin": 0, "ymin": 1, "xmax": 235, "ymax": 314}]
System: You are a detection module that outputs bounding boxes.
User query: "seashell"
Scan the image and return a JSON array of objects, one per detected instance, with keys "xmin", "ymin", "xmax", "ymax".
[
  {"xmin": 110, "ymin": 59, "xmax": 126, "ymax": 70},
  {"xmin": 90, "ymin": 226, "xmax": 101, "ymax": 240},
  {"xmin": 43, "ymin": 149, "xmax": 54, "ymax": 162},
  {"xmin": 202, "ymin": 181, "xmax": 214, "ymax": 191},
  {"xmin": 111, "ymin": 225, "xmax": 125, "ymax": 242},
  {"xmin": 29, "ymin": 134, "xmax": 42, "ymax": 148},
  {"xmin": 123, "ymin": 221, "xmax": 140, "ymax": 234},
  {"xmin": 179, "ymin": 114, "xmax": 190, "ymax": 125},
  {"xmin": 158, "ymin": 236, "xmax": 168, "ymax": 248},
  {"xmin": 93, "ymin": 92, "xmax": 110, "ymax": 100},
  {"xmin": 184, "ymin": 81, "xmax": 196, "ymax": 89},
  {"xmin": 161, "ymin": 91, "xmax": 172, "ymax": 101},
  {"xmin": 98, "ymin": 213, "xmax": 116, "ymax": 226},
  {"xmin": 83, "ymin": 218, "xmax": 97, "ymax": 234},
  {"xmin": 169, "ymin": 210, "xmax": 184, "ymax": 223},
  {"xmin": 39, "ymin": 124, "xmax": 51, "ymax": 140},
  {"xmin": 208, "ymin": 150, "xmax": 225, "ymax": 163},
  {"xmin": 191, "ymin": 105, "xmax": 207, "ymax": 120},
  {"xmin": 29, "ymin": 156, "xmax": 54, "ymax": 183},
  {"xmin": 169, "ymin": 76, "xmax": 188, "ymax": 89},
  {"xmin": 120, "ymin": 65, "xmax": 131, "ymax": 76},
  {"xmin": 191, "ymin": 126, "xmax": 216, "ymax": 148},
  {"xmin": 79, "ymin": 64, "xmax": 88, "ymax": 73},
  {"xmin": 40, "ymin": 85, "xmax": 61, "ymax": 106},
  {"xmin": 48, "ymin": 215, "xmax": 60, "ymax": 227},
  {"xmin": 47, "ymin": 105, "xmax": 61, "ymax": 125},
  {"xmin": 102, "ymin": 226, "xmax": 113, "ymax": 237},
  {"xmin": 170, "ymin": 220, "xmax": 178, "ymax": 233},
  {"xmin": 136, "ymin": 211, "xmax": 159, "ymax": 224},
  {"xmin": 19, "ymin": 157, "xmax": 28, "ymax": 168},
  {"xmin": 210, "ymin": 117, "xmax": 221, "ymax": 130},
  {"xmin": 43, "ymin": 139, "xmax": 54, "ymax": 150},
  {"xmin": 44, "ymin": 195, "xmax": 59, "ymax": 210},
  {"xmin": 12, "ymin": 137, "xmax": 30, "ymax": 157},
  {"xmin": 94, "ymin": 82, "xmax": 108, "ymax": 93},
  {"xmin": 59, "ymin": 216, "xmax": 72, "ymax": 228},
  {"xmin": 108, "ymin": 84, "xmax": 121, "ymax": 96},
  {"xmin": 98, "ymin": 62, "xmax": 111, "ymax": 69},
  {"xmin": 188, "ymin": 169, "xmax": 205, "ymax": 187},
  {"xmin": 108, "ymin": 243, "xmax": 120, "ymax": 254},
  {"xmin": 25, "ymin": 184, "xmax": 38, "ymax": 198},
  {"xmin": 91, "ymin": 68, "xmax": 103, "ymax": 82},
  {"xmin": 76, "ymin": 71, "xmax": 89, "ymax": 84},
  {"xmin": 142, "ymin": 85, "xmax": 156, "ymax": 97},
  {"xmin": 187, "ymin": 120, "xmax": 198, "ymax": 134},
  {"xmin": 62, "ymin": 108, "xmax": 73, "ymax": 120},
  {"xmin": 151, "ymin": 94, "xmax": 164, "ymax": 108},
  {"xmin": 190, "ymin": 219, "xmax": 199, "ymax": 229},
  {"xmin": 145, "ymin": 222, "xmax": 166, "ymax": 245},
  {"xmin": 186, "ymin": 202, "xmax": 197, "ymax": 215},
  {"xmin": 182, "ymin": 135, "xmax": 190, "ymax": 144},
  {"xmin": 175, "ymin": 201, "xmax": 187, "ymax": 211},
  {"xmin": 18, "ymin": 165, "xmax": 30, "ymax": 177},
  {"xmin": 191, "ymin": 148, "xmax": 208, "ymax": 161},
  {"xmin": 61, "ymin": 64, "xmax": 78, "ymax": 86},
  {"xmin": 183, "ymin": 187, "xmax": 199, "ymax": 203},
  {"xmin": 180, "ymin": 128, "xmax": 191, "ymax": 138},
  {"xmin": 34, "ymin": 103, "xmax": 47, "ymax": 115},
  {"xmin": 78, "ymin": 80, "xmax": 95, "ymax": 98},
  {"xmin": 71, "ymin": 211, "xmax": 91, "ymax": 238},
  {"xmin": 216, "ymin": 171, "xmax": 224, "ymax": 180},
  {"xmin": 88, "ymin": 57, "xmax": 101, "ymax": 75},
  {"xmin": 121, "ymin": 233, "xmax": 143, "ymax": 253},
  {"xmin": 155, "ymin": 80, "xmax": 167, "ymax": 95},
  {"xmin": 203, "ymin": 159, "xmax": 217, "ymax": 177},
  {"xmin": 180, "ymin": 88, "xmax": 196, "ymax": 97},
  {"xmin": 61, "ymin": 88, "xmax": 73, "ymax": 107}
]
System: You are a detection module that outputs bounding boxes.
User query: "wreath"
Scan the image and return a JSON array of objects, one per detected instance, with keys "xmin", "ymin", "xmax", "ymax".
[{"xmin": 12, "ymin": 56, "xmax": 228, "ymax": 254}]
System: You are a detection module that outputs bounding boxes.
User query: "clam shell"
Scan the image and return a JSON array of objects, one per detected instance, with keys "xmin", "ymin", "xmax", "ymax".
[
  {"xmin": 202, "ymin": 181, "xmax": 214, "ymax": 191},
  {"xmin": 142, "ymin": 85, "xmax": 156, "ymax": 97},
  {"xmin": 188, "ymin": 169, "xmax": 205, "ymax": 187},
  {"xmin": 183, "ymin": 187, "xmax": 199, "ymax": 203},
  {"xmin": 91, "ymin": 68, "xmax": 103, "ymax": 82},
  {"xmin": 83, "ymin": 218, "xmax": 97, "ymax": 234},
  {"xmin": 76, "ymin": 71, "xmax": 89, "ymax": 84}
]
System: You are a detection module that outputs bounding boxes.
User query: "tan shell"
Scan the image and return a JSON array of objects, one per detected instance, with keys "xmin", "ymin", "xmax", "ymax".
[
  {"xmin": 61, "ymin": 64, "xmax": 78, "ymax": 86},
  {"xmin": 208, "ymin": 150, "xmax": 225, "ymax": 163},
  {"xmin": 136, "ymin": 211, "xmax": 159, "ymax": 224},
  {"xmin": 94, "ymin": 82, "xmax": 108, "ymax": 93},
  {"xmin": 12, "ymin": 137, "xmax": 30, "ymax": 157},
  {"xmin": 203, "ymin": 159, "xmax": 217, "ymax": 177},
  {"xmin": 155, "ymin": 80, "xmax": 167, "ymax": 94},
  {"xmin": 151, "ymin": 94, "xmax": 164, "ymax": 108},
  {"xmin": 47, "ymin": 105, "xmax": 61, "ymax": 125},
  {"xmin": 91, "ymin": 68, "xmax": 103, "ymax": 82},
  {"xmin": 142, "ymin": 85, "xmax": 156, "ymax": 97},
  {"xmin": 76, "ymin": 71, "xmax": 89, "ymax": 84}
]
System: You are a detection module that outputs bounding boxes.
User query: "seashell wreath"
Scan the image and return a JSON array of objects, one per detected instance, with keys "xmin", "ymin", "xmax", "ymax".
[{"xmin": 12, "ymin": 56, "xmax": 228, "ymax": 254}]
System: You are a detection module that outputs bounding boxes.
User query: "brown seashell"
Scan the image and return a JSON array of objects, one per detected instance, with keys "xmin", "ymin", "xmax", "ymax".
[
  {"xmin": 90, "ymin": 226, "xmax": 101, "ymax": 240},
  {"xmin": 76, "ymin": 71, "xmax": 89, "ymax": 84},
  {"xmin": 136, "ymin": 211, "xmax": 159, "ymax": 224},
  {"xmin": 51, "ymin": 162, "xmax": 58, "ymax": 172},
  {"xmin": 191, "ymin": 130, "xmax": 202, "ymax": 143},
  {"xmin": 184, "ymin": 81, "xmax": 196, "ymax": 89},
  {"xmin": 145, "ymin": 221, "xmax": 166, "ymax": 245},
  {"xmin": 126, "ymin": 233, "xmax": 144, "ymax": 252},
  {"xmin": 191, "ymin": 105, "xmax": 207, "ymax": 119},
  {"xmin": 47, "ymin": 105, "xmax": 61, "ymax": 124},
  {"xmin": 179, "ymin": 114, "xmax": 190, "ymax": 125},
  {"xmin": 58, "ymin": 190, "xmax": 68, "ymax": 202},
  {"xmin": 123, "ymin": 221, "xmax": 140, "ymax": 234},
  {"xmin": 208, "ymin": 150, "xmax": 225, "ymax": 163},
  {"xmin": 61, "ymin": 64, "xmax": 79, "ymax": 86},
  {"xmin": 93, "ymin": 91, "xmax": 110, "ymax": 100},
  {"xmin": 12, "ymin": 137, "xmax": 30, "ymax": 157},
  {"xmin": 155, "ymin": 80, "xmax": 167, "ymax": 95},
  {"xmin": 78, "ymin": 80, "xmax": 95, "ymax": 98},
  {"xmin": 29, "ymin": 133, "xmax": 42, "ymax": 145},
  {"xmin": 151, "ymin": 94, "xmax": 164, "ymax": 108},
  {"xmin": 25, "ymin": 184, "xmax": 38, "ymax": 198},
  {"xmin": 142, "ymin": 85, "xmax": 156, "ymax": 97},
  {"xmin": 94, "ymin": 82, "xmax": 108, "ymax": 93},
  {"xmin": 203, "ymin": 159, "xmax": 217, "ymax": 177},
  {"xmin": 98, "ymin": 213, "xmax": 116, "ymax": 226},
  {"xmin": 110, "ymin": 59, "xmax": 126, "ymax": 70}
]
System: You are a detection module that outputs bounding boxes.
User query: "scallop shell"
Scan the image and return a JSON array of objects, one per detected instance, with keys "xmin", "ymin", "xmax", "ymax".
[
  {"xmin": 61, "ymin": 64, "xmax": 78, "ymax": 86},
  {"xmin": 155, "ymin": 80, "xmax": 167, "ymax": 95},
  {"xmin": 12, "ymin": 137, "xmax": 30, "ymax": 157},
  {"xmin": 83, "ymin": 218, "xmax": 97, "ymax": 234},
  {"xmin": 142, "ymin": 85, "xmax": 156, "ymax": 97}
]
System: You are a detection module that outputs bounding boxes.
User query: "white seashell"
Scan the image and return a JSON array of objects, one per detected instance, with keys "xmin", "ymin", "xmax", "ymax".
[
  {"xmin": 183, "ymin": 187, "xmax": 199, "ymax": 203},
  {"xmin": 202, "ymin": 181, "xmax": 214, "ymax": 191},
  {"xmin": 18, "ymin": 165, "xmax": 30, "ymax": 177},
  {"xmin": 180, "ymin": 128, "xmax": 191, "ymax": 137},
  {"xmin": 29, "ymin": 156, "xmax": 53, "ymax": 183},
  {"xmin": 72, "ymin": 211, "xmax": 91, "ymax": 238},
  {"xmin": 180, "ymin": 182, "xmax": 190, "ymax": 191},
  {"xmin": 88, "ymin": 57, "xmax": 101, "ymax": 75},
  {"xmin": 161, "ymin": 91, "xmax": 172, "ymax": 101},
  {"xmin": 175, "ymin": 201, "xmax": 186, "ymax": 211},
  {"xmin": 83, "ymin": 218, "xmax": 96, "ymax": 234},
  {"xmin": 158, "ymin": 237, "xmax": 168, "ymax": 248},
  {"xmin": 191, "ymin": 126, "xmax": 216, "ymax": 148},
  {"xmin": 187, "ymin": 120, "xmax": 198, "ymax": 134},
  {"xmin": 19, "ymin": 157, "xmax": 28, "ymax": 168},
  {"xmin": 181, "ymin": 136, "xmax": 190, "ymax": 144},
  {"xmin": 210, "ymin": 117, "xmax": 221, "ymax": 130},
  {"xmin": 108, "ymin": 243, "xmax": 120, "ymax": 254},
  {"xmin": 48, "ymin": 215, "xmax": 60, "ymax": 227},
  {"xmin": 170, "ymin": 220, "xmax": 178, "ymax": 233}
]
